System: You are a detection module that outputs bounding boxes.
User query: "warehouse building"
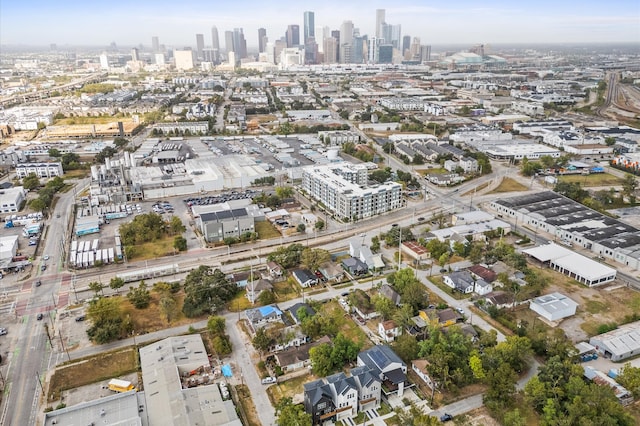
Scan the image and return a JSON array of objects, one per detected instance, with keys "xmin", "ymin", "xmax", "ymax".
[
  {"xmin": 197, "ymin": 203, "xmax": 263, "ymax": 243},
  {"xmin": 0, "ymin": 187, "xmax": 25, "ymax": 213},
  {"xmin": 529, "ymin": 292, "xmax": 578, "ymax": 322},
  {"xmin": 523, "ymin": 243, "xmax": 617, "ymax": 286},
  {"xmin": 491, "ymin": 191, "xmax": 640, "ymax": 271},
  {"xmin": 589, "ymin": 321, "xmax": 640, "ymax": 362}
]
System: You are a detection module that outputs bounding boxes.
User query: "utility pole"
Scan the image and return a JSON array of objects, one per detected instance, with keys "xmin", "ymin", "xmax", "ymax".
[
  {"xmin": 35, "ymin": 372, "xmax": 44, "ymax": 395},
  {"xmin": 59, "ymin": 333, "xmax": 71, "ymax": 362}
]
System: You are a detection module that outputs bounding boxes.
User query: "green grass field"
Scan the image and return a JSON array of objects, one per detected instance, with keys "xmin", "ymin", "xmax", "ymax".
[{"xmin": 558, "ymin": 173, "xmax": 622, "ymax": 187}]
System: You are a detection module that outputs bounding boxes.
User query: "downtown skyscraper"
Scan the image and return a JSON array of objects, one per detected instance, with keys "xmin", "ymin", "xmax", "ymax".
[{"xmin": 303, "ymin": 11, "xmax": 315, "ymax": 43}]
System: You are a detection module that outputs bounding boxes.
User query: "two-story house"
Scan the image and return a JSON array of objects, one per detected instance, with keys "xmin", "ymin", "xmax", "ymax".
[
  {"xmin": 443, "ymin": 271, "xmax": 475, "ymax": 293},
  {"xmin": 378, "ymin": 320, "xmax": 402, "ymax": 343},
  {"xmin": 357, "ymin": 345, "xmax": 408, "ymax": 397},
  {"xmin": 245, "ymin": 305, "xmax": 283, "ymax": 330}
]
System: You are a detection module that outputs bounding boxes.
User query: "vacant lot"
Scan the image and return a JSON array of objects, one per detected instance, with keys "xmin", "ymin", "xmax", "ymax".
[
  {"xmin": 121, "ymin": 291, "xmax": 195, "ymax": 333},
  {"xmin": 48, "ymin": 347, "xmax": 138, "ymax": 401},
  {"xmin": 489, "ymin": 177, "xmax": 528, "ymax": 193},
  {"xmin": 266, "ymin": 373, "xmax": 316, "ymax": 406},
  {"xmin": 235, "ymin": 384, "xmax": 261, "ymax": 426},
  {"xmin": 321, "ymin": 300, "xmax": 370, "ymax": 347},
  {"xmin": 127, "ymin": 235, "xmax": 178, "ymax": 261},
  {"xmin": 558, "ymin": 173, "xmax": 622, "ymax": 187},
  {"xmin": 255, "ymin": 221, "xmax": 280, "ymax": 239}
]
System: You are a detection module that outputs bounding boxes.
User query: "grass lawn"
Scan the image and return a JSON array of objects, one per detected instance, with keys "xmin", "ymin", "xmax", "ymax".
[
  {"xmin": 266, "ymin": 373, "xmax": 316, "ymax": 406},
  {"xmin": 235, "ymin": 384, "xmax": 261, "ymax": 426},
  {"xmin": 128, "ymin": 235, "xmax": 177, "ymax": 261},
  {"xmin": 228, "ymin": 291, "xmax": 254, "ymax": 312},
  {"xmin": 255, "ymin": 221, "xmax": 281, "ymax": 240},
  {"xmin": 462, "ymin": 181, "xmax": 490, "ymax": 196},
  {"xmin": 48, "ymin": 347, "xmax": 138, "ymax": 401},
  {"xmin": 418, "ymin": 167, "xmax": 448, "ymax": 175},
  {"xmin": 558, "ymin": 173, "xmax": 622, "ymax": 187},
  {"xmin": 120, "ymin": 291, "xmax": 196, "ymax": 333},
  {"xmin": 321, "ymin": 300, "xmax": 370, "ymax": 347},
  {"xmin": 63, "ymin": 169, "xmax": 89, "ymax": 179},
  {"xmin": 273, "ymin": 279, "xmax": 300, "ymax": 302},
  {"xmin": 489, "ymin": 177, "xmax": 528, "ymax": 193}
]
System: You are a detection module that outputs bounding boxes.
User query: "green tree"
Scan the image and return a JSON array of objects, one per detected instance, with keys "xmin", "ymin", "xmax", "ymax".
[
  {"xmin": 86, "ymin": 297, "xmax": 131, "ymax": 343},
  {"xmin": 48, "ymin": 148, "xmax": 62, "ymax": 158},
  {"xmin": 252, "ymin": 327, "xmax": 273, "ymax": 355},
  {"xmin": 401, "ymin": 281, "xmax": 428, "ymax": 313},
  {"xmin": 300, "ymin": 247, "xmax": 331, "ymax": 271},
  {"xmin": 275, "ymin": 186, "xmax": 294, "ymax": 198},
  {"xmin": 503, "ymin": 409, "xmax": 526, "ymax": 426},
  {"xmin": 182, "ymin": 266, "xmax": 237, "ymax": 317},
  {"xmin": 392, "ymin": 333, "xmax": 419, "ymax": 363},
  {"xmin": 109, "ymin": 277, "xmax": 125, "ymax": 294},
  {"xmin": 276, "ymin": 397, "xmax": 312, "ymax": 426},
  {"xmin": 127, "ymin": 281, "xmax": 151, "ymax": 309},
  {"xmin": 296, "ymin": 223, "xmax": 306, "ymax": 233},
  {"xmin": 212, "ymin": 335, "xmax": 232, "ymax": 355},
  {"xmin": 394, "ymin": 403, "xmax": 439, "ymax": 425},
  {"xmin": 29, "ymin": 198, "xmax": 47, "ymax": 212},
  {"xmin": 372, "ymin": 294, "xmax": 395, "ymax": 320},
  {"xmin": 22, "ymin": 173, "xmax": 40, "ymax": 191},
  {"xmin": 314, "ymin": 220, "xmax": 325, "ymax": 231},
  {"xmin": 159, "ymin": 295, "xmax": 178, "ymax": 323},
  {"xmin": 267, "ymin": 244, "xmax": 304, "ymax": 269},
  {"xmin": 257, "ymin": 289, "xmax": 276, "ymax": 305},
  {"xmin": 88, "ymin": 281, "xmax": 104, "ymax": 296},
  {"xmin": 207, "ymin": 315, "xmax": 226, "ymax": 337},
  {"xmin": 604, "ymin": 136, "xmax": 616, "ymax": 146},
  {"xmin": 169, "ymin": 216, "xmax": 186, "ymax": 235},
  {"xmin": 174, "ymin": 235, "xmax": 187, "ymax": 251},
  {"xmin": 621, "ymin": 173, "xmax": 638, "ymax": 204},
  {"xmin": 616, "ymin": 364, "xmax": 640, "ymax": 398}
]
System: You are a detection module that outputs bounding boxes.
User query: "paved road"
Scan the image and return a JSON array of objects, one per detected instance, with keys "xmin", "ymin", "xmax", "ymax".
[{"xmin": 1, "ymin": 180, "xmax": 82, "ymax": 426}]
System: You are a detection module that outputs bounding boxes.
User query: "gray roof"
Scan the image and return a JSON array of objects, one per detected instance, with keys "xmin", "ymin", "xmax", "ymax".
[
  {"xmin": 287, "ymin": 302, "xmax": 315, "ymax": 323},
  {"xmin": 358, "ymin": 345, "xmax": 404, "ymax": 374},
  {"xmin": 379, "ymin": 284, "xmax": 401, "ymax": 305}
]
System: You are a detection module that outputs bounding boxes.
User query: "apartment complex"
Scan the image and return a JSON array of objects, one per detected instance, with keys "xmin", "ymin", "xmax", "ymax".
[
  {"xmin": 16, "ymin": 162, "xmax": 63, "ymax": 179},
  {"xmin": 301, "ymin": 162, "xmax": 402, "ymax": 220}
]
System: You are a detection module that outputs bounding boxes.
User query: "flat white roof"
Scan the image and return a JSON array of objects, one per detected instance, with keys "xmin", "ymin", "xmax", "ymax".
[
  {"xmin": 531, "ymin": 292, "xmax": 578, "ymax": 313},
  {"xmin": 523, "ymin": 243, "xmax": 616, "ymax": 281}
]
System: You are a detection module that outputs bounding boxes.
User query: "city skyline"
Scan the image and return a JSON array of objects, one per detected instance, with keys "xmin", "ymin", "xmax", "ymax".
[{"xmin": 1, "ymin": 0, "xmax": 639, "ymax": 48}]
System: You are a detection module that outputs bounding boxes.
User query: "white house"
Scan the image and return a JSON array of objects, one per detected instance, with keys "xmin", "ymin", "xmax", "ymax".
[
  {"xmin": 378, "ymin": 320, "xmax": 402, "ymax": 343},
  {"xmin": 411, "ymin": 359, "xmax": 436, "ymax": 389}
]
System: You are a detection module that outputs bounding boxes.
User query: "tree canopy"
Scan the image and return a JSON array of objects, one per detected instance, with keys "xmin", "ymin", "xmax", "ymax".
[{"xmin": 182, "ymin": 265, "xmax": 237, "ymax": 317}]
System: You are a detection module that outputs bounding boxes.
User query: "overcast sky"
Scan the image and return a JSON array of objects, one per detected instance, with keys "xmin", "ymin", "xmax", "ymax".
[{"xmin": 1, "ymin": 0, "xmax": 639, "ymax": 48}]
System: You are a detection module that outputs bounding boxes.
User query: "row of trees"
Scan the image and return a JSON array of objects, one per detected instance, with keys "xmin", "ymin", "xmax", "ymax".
[
  {"xmin": 266, "ymin": 244, "xmax": 331, "ymax": 271},
  {"xmin": 119, "ymin": 213, "xmax": 186, "ymax": 257},
  {"xmin": 28, "ymin": 176, "xmax": 66, "ymax": 212}
]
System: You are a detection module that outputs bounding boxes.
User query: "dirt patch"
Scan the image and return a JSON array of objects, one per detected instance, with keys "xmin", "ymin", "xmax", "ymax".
[
  {"xmin": 48, "ymin": 347, "xmax": 138, "ymax": 402},
  {"xmin": 234, "ymin": 384, "xmax": 261, "ymax": 426}
]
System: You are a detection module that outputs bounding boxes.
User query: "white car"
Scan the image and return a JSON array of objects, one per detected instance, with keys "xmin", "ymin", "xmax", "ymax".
[
  {"xmin": 261, "ymin": 377, "xmax": 277, "ymax": 385},
  {"xmin": 43, "ymin": 255, "xmax": 49, "ymax": 261},
  {"xmin": 456, "ymin": 307, "xmax": 465, "ymax": 315}
]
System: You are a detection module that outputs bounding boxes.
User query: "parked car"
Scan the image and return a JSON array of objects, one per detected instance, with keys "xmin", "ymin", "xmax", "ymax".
[
  {"xmin": 35, "ymin": 280, "xmax": 41, "ymax": 287},
  {"xmin": 440, "ymin": 413, "xmax": 453, "ymax": 422},
  {"xmin": 261, "ymin": 377, "xmax": 277, "ymax": 385},
  {"xmin": 456, "ymin": 307, "xmax": 465, "ymax": 315},
  {"xmin": 0, "ymin": 328, "xmax": 7, "ymax": 336},
  {"xmin": 41, "ymin": 264, "xmax": 46, "ymax": 271},
  {"xmin": 36, "ymin": 313, "xmax": 44, "ymax": 321},
  {"xmin": 75, "ymin": 315, "xmax": 86, "ymax": 322},
  {"xmin": 43, "ymin": 255, "xmax": 49, "ymax": 261}
]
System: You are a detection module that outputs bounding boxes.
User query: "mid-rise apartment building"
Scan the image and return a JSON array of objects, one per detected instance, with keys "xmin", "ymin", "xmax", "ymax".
[
  {"xmin": 301, "ymin": 163, "xmax": 402, "ymax": 220},
  {"xmin": 16, "ymin": 162, "xmax": 63, "ymax": 179}
]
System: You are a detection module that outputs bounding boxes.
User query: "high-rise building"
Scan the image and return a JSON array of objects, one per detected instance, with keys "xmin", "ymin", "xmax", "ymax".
[
  {"xmin": 368, "ymin": 37, "xmax": 378, "ymax": 63},
  {"xmin": 339, "ymin": 21, "xmax": 354, "ymax": 64},
  {"xmin": 305, "ymin": 37, "xmax": 318, "ymax": 64},
  {"xmin": 376, "ymin": 9, "xmax": 385, "ymax": 39},
  {"xmin": 99, "ymin": 53, "xmax": 109, "ymax": 70},
  {"xmin": 331, "ymin": 30, "xmax": 341, "ymax": 61},
  {"xmin": 195, "ymin": 34, "xmax": 205, "ymax": 60},
  {"xmin": 151, "ymin": 36, "xmax": 160, "ymax": 53},
  {"xmin": 323, "ymin": 37, "xmax": 337, "ymax": 64},
  {"xmin": 174, "ymin": 49, "xmax": 195, "ymax": 70},
  {"xmin": 402, "ymin": 36, "xmax": 411, "ymax": 55},
  {"xmin": 378, "ymin": 44, "xmax": 393, "ymax": 64},
  {"xmin": 421, "ymin": 45, "xmax": 432, "ymax": 62},
  {"xmin": 303, "ymin": 11, "xmax": 315, "ymax": 42},
  {"xmin": 352, "ymin": 36, "xmax": 365, "ymax": 64},
  {"xmin": 211, "ymin": 26, "xmax": 220, "ymax": 62},
  {"xmin": 258, "ymin": 28, "xmax": 267, "ymax": 53},
  {"xmin": 233, "ymin": 28, "xmax": 247, "ymax": 59},
  {"xmin": 130, "ymin": 47, "xmax": 139, "ymax": 62},
  {"xmin": 286, "ymin": 25, "xmax": 300, "ymax": 47},
  {"xmin": 225, "ymin": 31, "xmax": 234, "ymax": 55}
]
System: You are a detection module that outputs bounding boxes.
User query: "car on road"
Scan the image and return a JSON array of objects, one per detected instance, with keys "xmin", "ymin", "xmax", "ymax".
[
  {"xmin": 41, "ymin": 264, "xmax": 46, "ymax": 271},
  {"xmin": 75, "ymin": 315, "xmax": 86, "ymax": 322},
  {"xmin": 35, "ymin": 280, "xmax": 41, "ymax": 287},
  {"xmin": 440, "ymin": 413, "xmax": 453, "ymax": 422},
  {"xmin": 43, "ymin": 255, "xmax": 49, "ymax": 261},
  {"xmin": 261, "ymin": 376, "xmax": 277, "ymax": 384},
  {"xmin": 0, "ymin": 328, "xmax": 7, "ymax": 336},
  {"xmin": 417, "ymin": 217, "xmax": 425, "ymax": 221},
  {"xmin": 391, "ymin": 223, "xmax": 399, "ymax": 228},
  {"xmin": 36, "ymin": 313, "xmax": 44, "ymax": 321},
  {"xmin": 456, "ymin": 307, "xmax": 465, "ymax": 315}
]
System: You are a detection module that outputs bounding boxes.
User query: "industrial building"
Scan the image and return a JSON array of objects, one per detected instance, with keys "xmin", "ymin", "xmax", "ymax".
[
  {"xmin": 523, "ymin": 243, "xmax": 617, "ymax": 286},
  {"xmin": 43, "ymin": 390, "xmax": 142, "ymax": 426},
  {"xmin": 491, "ymin": 191, "xmax": 640, "ymax": 271},
  {"xmin": 139, "ymin": 335, "xmax": 242, "ymax": 426},
  {"xmin": 0, "ymin": 186, "xmax": 25, "ymax": 213},
  {"xmin": 529, "ymin": 292, "xmax": 578, "ymax": 322},
  {"xmin": 589, "ymin": 321, "xmax": 640, "ymax": 362},
  {"xmin": 196, "ymin": 203, "xmax": 264, "ymax": 243},
  {"xmin": 301, "ymin": 162, "xmax": 402, "ymax": 220}
]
